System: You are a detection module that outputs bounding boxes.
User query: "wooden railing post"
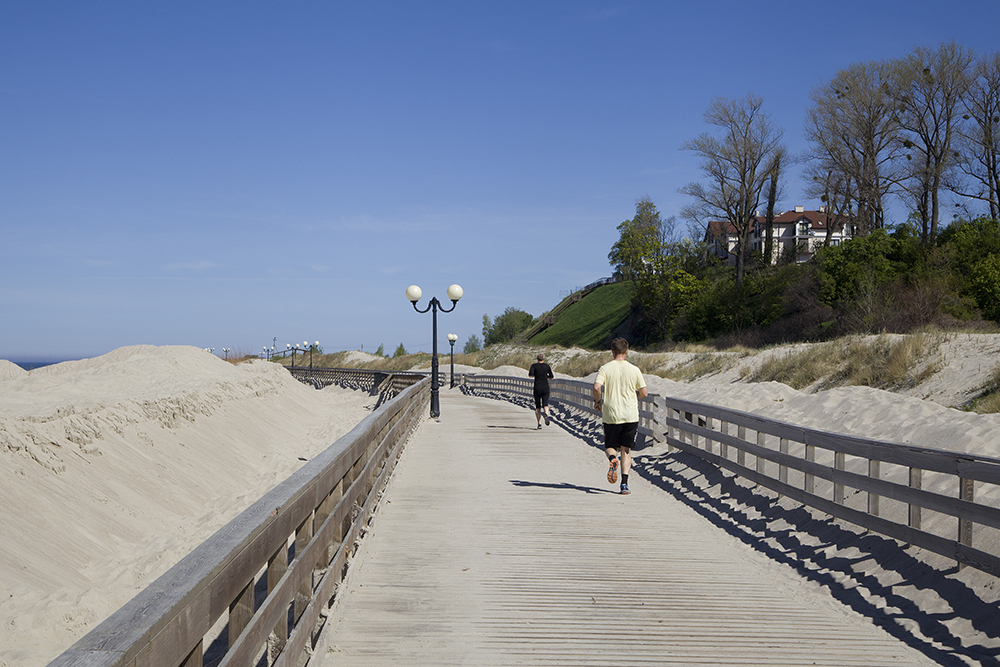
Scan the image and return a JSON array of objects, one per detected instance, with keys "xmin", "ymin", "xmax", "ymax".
[
  {"xmin": 908, "ymin": 467, "xmax": 923, "ymax": 531},
  {"xmin": 779, "ymin": 438, "xmax": 789, "ymax": 485},
  {"xmin": 719, "ymin": 421, "xmax": 729, "ymax": 460},
  {"xmin": 229, "ymin": 580, "xmax": 254, "ymax": 652},
  {"xmin": 665, "ymin": 407, "xmax": 675, "ymax": 452},
  {"xmin": 268, "ymin": 540, "xmax": 289, "ymax": 652},
  {"xmin": 756, "ymin": 431, "xmax": 766, "ymax": 476},
  {"xmin": 868, "ymin": 460, "xmax": 881, "ymax": 516},
  {"xmin": 959, "ymin": 478, "xmax": 975, "ymax": 569},
  {"xmin": 180, "ymin": 641, "xmax": 203, "ymax": 667},
  {"xmin": 294, "ymin": 514, "xmax": 315, "ymax": 624},
  {"xmin": 834, "ymin": 452, "xmax": 846, "ymax": 505},
  {"xmin": 804, "ymin": 444, "xmax": 815, "ymax": 495},
  {"xmin": 737, "ymin": 425, "xmax": 746, "ymax": 467}
]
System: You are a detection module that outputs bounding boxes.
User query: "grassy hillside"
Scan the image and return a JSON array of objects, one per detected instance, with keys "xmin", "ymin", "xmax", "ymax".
[{"xmin": 530, "ymin": 281, "xmax": 634, "ymax": 349}]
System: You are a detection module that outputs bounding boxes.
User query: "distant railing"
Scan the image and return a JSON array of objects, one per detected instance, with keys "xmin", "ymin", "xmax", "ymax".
[
  {"xmin": 522, "ymin": 276, "xmax": 620, "ymax": 341},
  {"xmin": 465, "ymin": 375, "xmax": 1000, "ymax": 579},
  {"xmin": 288, "ymin": 366, "xmax": 429, "ymax": 396},
  {"xmin": 49, "ymin": 375, "xmax": 431, "ymax": 667}
]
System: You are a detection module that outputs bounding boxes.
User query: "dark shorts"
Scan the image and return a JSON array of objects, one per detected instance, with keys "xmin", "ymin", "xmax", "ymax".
[
  {"xmin": 603, "ymin": 421, "xmax": 638, "ymax": 451},
  {"xmin": 533, "ymin": 390, "xmax": 550, "ymax": 410}
]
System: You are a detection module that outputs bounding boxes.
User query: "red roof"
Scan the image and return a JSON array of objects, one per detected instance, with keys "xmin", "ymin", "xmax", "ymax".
[{"xmin": 708, "ymin": 209, "xmax": 840, "ymax": 237}]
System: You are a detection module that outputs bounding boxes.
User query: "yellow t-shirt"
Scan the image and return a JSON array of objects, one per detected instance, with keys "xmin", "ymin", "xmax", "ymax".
[{"xmin": 596, "ymin": 359, "xmax": 646, "ymax": 424}]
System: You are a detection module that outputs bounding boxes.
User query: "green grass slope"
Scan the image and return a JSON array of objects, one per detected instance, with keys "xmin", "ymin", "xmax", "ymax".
[{"xmin": 530, "ymin": 282, "xmax": 634, "ymax": 349}]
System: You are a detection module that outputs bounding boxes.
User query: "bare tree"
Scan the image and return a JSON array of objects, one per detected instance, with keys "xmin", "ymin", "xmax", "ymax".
[
  {"xmin": 762, "ymin": 147, "xmax": 788, "ymax": 265},
  {"xmin": 894, "ymin": 41, "xmax": 974, "ymax": 243},
  {"xmin": 804, "ymin": 161, "xmax": 855, "ymax": 246},
  {"xmin": 950, "ymin": 51, "xmax": 1000, "ymax": 220},
  {"xmin": 805, "ymin": 60, "xmax": 902, "ymax": 236},
  {"xmin": 680, "ymin": 93, "xmax": 784, "ymax": 284}
]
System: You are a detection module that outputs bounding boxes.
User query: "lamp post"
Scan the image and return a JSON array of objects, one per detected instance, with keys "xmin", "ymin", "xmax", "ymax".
[
  {"xmin": 447, "ymin": 333, "xmax": 458, "ymax": 388},
  {"xmin": 309, "ymin": 341, "xmax": 319, "ymax": 369},
  {"xmin": 406, "ymin": 284, "xmax": 463, "ymax": 418}
]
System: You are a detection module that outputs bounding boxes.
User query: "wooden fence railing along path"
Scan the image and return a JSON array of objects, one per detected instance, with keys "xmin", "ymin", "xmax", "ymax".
[
  {"xmin": 49, "ymin": 373, "xmax": 432, "ymax": 667},
  {"xmin": 464, "ymin": 374, "xmax": 1000, "ymax": 579}
]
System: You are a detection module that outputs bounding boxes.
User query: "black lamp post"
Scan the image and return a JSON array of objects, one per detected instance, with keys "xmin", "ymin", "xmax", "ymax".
[
  {"xmin": 406, "ymin": 284, "xmax": 463, "ymax": 418},
  {"xmin": 447, "ymin": 333, "xmax": 458, "ymax": 388},
  {"xmin": 309, "ymin": 340, "xmax": 319, "ymax": 368}
]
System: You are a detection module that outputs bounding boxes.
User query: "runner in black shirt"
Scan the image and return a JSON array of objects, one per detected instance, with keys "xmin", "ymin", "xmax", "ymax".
[{"xmin": 528, "ymin": 353, "xmax": 554, "ymax": 429}]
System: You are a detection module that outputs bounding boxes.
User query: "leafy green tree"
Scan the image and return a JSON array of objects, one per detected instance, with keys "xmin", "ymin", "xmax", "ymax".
[
  {"xmin": 375, "ymin": 343, "xmax": 385, "ymax": 357},
  {"xmin": 970, "ymin": 254, "xmax": 1000, "ymax": 321},
  {"xmin": 609, "ymin": 197, "xmax": 667, "ymax": 280},
  {"xmin": 463, "ymin": 334, "xmax": 482, "ymax": 354},
  {"xmin": 393, "ymin": 343, "xmax": 407, "ymax": 358},
  {"xmin": 483, "ymin": 308, "xmax": 535, "ymax": 346},
  {"xmin": 815, "ymin": 230, "xmax": 899, "ymax": 305}
]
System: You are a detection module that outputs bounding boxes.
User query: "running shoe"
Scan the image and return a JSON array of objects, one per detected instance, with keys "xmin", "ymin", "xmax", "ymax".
[
  {"xmin": 544, "ymin": 414, "xmax": 551, "ymax": 426},
  {"xmin": 537, "ymin": 424, "xmax": 542, "ymax": 430},
  {"xmin": 607, "ymin": 458, "xmax": 619, "ymax": 484},
  {"xmin": 620, "ymin": 484, "xmax": 630, "ymax": 495}
]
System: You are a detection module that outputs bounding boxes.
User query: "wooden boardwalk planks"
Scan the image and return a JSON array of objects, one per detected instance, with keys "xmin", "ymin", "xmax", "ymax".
[{"xmin": 313, "ymin": 391, "xmax": 940, "ymax": 666}]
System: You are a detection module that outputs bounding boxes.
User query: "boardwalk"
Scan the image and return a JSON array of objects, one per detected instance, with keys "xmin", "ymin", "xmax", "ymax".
[{"xmin": 313, "ymin": 389, "xmax": 941, "ymax": 666}]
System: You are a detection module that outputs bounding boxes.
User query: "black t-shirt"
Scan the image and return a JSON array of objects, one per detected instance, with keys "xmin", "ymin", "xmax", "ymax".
[{"xmin": 529, "ymin": 362, "xmax": 553, "ymax": 393}]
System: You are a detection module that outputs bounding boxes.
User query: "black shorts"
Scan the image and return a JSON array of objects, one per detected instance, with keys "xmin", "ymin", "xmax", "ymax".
[
  {"xmin": 533, "ymin": 390, "xmax": 550, "ymax": 410},
  {"xmin": 603, "ymin": 421, "xmax": 638, "ymax": 451}
]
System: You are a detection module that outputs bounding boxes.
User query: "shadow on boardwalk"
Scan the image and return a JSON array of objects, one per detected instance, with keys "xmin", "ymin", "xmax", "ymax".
[{"xmin": 466, "ymin": 387, "xmax": 1000, "ymax": 667}]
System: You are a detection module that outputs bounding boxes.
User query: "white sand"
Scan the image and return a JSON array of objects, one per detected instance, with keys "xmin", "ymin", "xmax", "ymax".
[{"xmin": 0, "ymin": 346, "xmax": 375, "ymax": 667}]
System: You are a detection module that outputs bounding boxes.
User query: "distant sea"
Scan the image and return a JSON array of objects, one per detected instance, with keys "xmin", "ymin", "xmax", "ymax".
[{"xmin": 9, "ymin": 359, "xmax": 74, "ymax": 371}]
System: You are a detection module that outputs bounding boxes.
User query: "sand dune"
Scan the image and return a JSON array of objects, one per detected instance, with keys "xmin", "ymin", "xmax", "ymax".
[{"xmin": 0, "ymin": 346, "xmax": 375, "ymax": 667}]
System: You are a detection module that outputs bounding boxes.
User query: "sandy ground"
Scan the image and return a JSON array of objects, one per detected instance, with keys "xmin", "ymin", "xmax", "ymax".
[
  {"xmin": 5, "ymin": 336, "xmax": 1000, "ymax": 666},
  {"xmin": 0, "ymin": 346, "xmax": 375, "ymax": 667}
]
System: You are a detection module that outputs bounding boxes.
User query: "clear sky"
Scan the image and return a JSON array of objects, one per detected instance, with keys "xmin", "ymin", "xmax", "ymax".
[{"xmin": 3, "ymin": 1, "xmax": 999, "ymax": 361}]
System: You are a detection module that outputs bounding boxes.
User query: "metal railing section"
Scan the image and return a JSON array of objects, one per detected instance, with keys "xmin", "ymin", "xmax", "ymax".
[{"xmin": 49, "ymin": 375, "xmax": 431, "ymax": 667}]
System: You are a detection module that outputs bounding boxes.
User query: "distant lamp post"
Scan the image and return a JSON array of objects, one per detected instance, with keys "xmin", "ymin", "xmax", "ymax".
[
  {"xmin": 287, "ymin": 343, "xmax": 294, "ymax": 366},
  {"xmin": 406, "ymin": 284, "xmax": 463, "ymax": 418},
  {"xmin": 223, "ymin": 347, "xmax": 231, "ymax": 360},
  {"xmin": 310, "ymin": 341, "xmax": 319, "ymax": 368},
  {"xmin": 447, "ymin": 333, "xmax": 458, "ymax": 388}
]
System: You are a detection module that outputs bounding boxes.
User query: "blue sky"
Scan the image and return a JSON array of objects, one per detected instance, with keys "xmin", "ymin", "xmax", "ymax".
[{"xmin": 3, "ymin": 1, "xmax": 999, "ymax": 361}]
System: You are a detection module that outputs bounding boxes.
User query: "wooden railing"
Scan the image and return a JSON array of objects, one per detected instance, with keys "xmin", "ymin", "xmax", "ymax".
[
  {"xmin": 465, "ymin": 375, "xmax": 1000, "ymax": 578},
  {"xmin": 288, "ymin": 367, "xmax": 446, "ymax": 399},
  {"xmin": 49, "ymin": 375, "xmax": 431, "ymax": 667},
  {"xmin": 287, "ymin": 366, "xmax": 427, "ymax": 395}
]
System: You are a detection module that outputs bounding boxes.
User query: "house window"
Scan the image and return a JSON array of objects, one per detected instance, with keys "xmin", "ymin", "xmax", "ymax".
[
  {"xmin": 798, "ymin": 222, "xmax": 810, "ymax": 235},
  {"xmin": 831, "ymin": 239, "xmax": 840, "ymax": 247}
]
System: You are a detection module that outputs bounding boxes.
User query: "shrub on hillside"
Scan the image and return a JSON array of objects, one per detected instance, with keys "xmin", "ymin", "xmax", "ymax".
[{"xmin": 483, "ymin": 308, "xmax": 535, "ymax": 346}]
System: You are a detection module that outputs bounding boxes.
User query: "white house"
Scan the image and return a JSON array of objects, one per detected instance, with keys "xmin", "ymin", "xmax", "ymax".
[{"xmin": 706, "ymin": 206, "xmax": 858, "ymax": 265}]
